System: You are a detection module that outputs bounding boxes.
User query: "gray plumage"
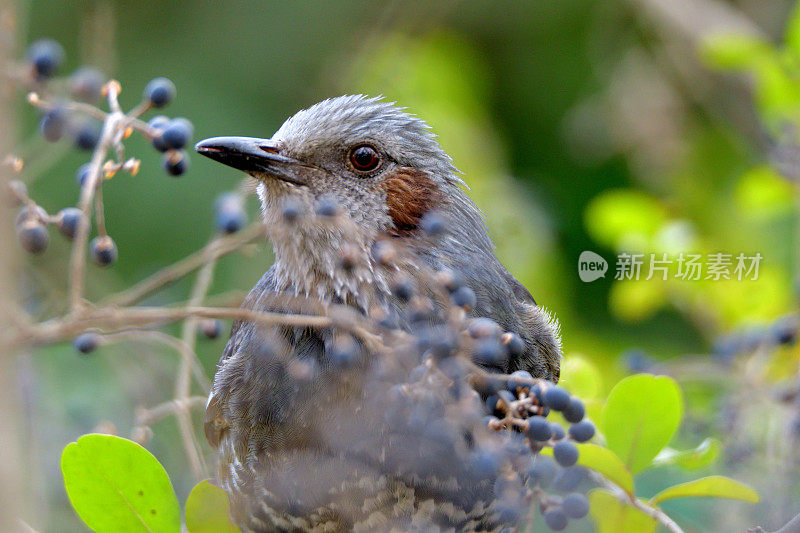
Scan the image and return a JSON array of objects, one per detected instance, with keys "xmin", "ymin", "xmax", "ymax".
[{"xmin": 196, "ymin": 95, "xmax": 562, "ymax": 532}]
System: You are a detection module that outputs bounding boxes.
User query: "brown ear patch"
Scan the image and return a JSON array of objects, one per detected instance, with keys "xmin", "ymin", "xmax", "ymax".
[{"xmin": 381, "ymin": 167, "xmax": 442, "ymax": 236}]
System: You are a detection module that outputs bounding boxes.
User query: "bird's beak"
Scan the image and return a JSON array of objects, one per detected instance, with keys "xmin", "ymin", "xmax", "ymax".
[{"xmin": 195, "ymin": 136, "xmax": 309, "ymax": 186}]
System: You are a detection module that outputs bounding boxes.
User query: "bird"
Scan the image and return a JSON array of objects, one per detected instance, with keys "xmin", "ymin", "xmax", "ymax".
[{"xmin": 195, "ymin": 95, "xmax": 562, "ymax": 532}]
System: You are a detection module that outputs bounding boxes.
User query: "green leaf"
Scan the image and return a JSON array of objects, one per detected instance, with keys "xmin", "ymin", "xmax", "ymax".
[
  {"xmin": 61, "ymin": 434, "xmax": 180, "ymax": 533},
  {"xmin": 785, "ymin": 2, "xmax": 800, "ymax": 61},
  {"xmin": 734, "ymin": 165, "xmax": 794, "ymax": 217},
  {"xmin": 575, "ymin": 444, "xmax": 634, "ymax": 496},
  {"xmin": 588, "ymin": 490, "xmax": 657, "ymax": 533},
  {"xmin": 608, "ymin": 278, "xmax": 667, "ymax": 323},
  {"xmin": 653, "ymin": 438, "xmax": 721, "ymax": 470},
  {"xmin": 601, "ymin": 374, "xmax": 683, "ymax": 474},
  {"xmin": 584, "ymin": 189, "xmax": 667, "ymax": 251},
  {"xmin": 700, "ymin": 32, "xmax": 769, "ymax": 70},
  {"xmin": 186, "ymin": 480, "xmax": 240, "ymax": 533},
  {"xmin": 649, "ymin": 475, "xmax": 760, "ymax": 506},
  {"xmin": 560, "ymin": 354, "xmax": 602, "ymax": 399}
]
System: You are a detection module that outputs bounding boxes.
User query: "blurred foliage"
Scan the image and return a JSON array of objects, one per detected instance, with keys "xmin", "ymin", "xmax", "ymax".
[{"xmin": 12, "ymin": 0, "xmax": 800, "ymax": 531}]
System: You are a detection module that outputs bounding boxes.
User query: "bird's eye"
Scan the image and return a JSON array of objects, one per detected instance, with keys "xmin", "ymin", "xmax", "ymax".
[{"xmin": 349, "ymin": 145, "xmax": 381, "ymax": 172}]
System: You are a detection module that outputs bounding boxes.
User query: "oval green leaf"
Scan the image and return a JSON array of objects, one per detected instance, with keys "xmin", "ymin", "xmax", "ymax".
[
  {"xmin": 588, "ymin": 490, "xmax": 656, "ymax": 533},
  {"xmin": 186, "ymin": 480, "xmax": 240, "ymax": 533},
  {"xmin": 653, "ymin": 438, "xmax": 721, "ymax": 470},
  {"xmin": 649, "ymin": 475, "xmax": 760, "ymax": 506},
  {"xmin": 601, "ymin": 374, "xmax": 683, "ymax": 474},
  {"xmin": 575, "ymin": 444, "xmax": 634, "ymax": 496},
  {"xmin": 61, "ymin": 434, "xmax": 180, "ymax": 533}
]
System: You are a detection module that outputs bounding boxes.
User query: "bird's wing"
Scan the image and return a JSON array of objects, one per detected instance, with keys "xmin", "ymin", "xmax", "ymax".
[{"xmin": 203, "ymin": 266, "xmax": 279, "ymax": 448}]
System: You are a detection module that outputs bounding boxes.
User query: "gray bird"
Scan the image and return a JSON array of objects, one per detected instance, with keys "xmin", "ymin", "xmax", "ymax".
[{"xmin": 196, "ymin": 95, "xmax": 561, "ymax": 532}]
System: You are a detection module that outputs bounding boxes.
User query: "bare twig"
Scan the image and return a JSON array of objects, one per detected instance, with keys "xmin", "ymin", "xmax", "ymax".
[
  {"xmin": 101, "ymin": 222, "xmax": 265, "ymax": 307},
  {"xmin": 65, "ymin": 81, "xmax": 123, "ymax": 313},
  {"xmin": 601, "ymin": 477, "xmax": 685, "ymax": 533},
  {"xmin": 174, "ymin": 249, "xmax": 217, "ymax": 480}
]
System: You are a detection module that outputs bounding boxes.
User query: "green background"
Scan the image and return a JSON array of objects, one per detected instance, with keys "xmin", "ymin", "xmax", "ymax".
[{"xmin": 11, "ymin": 0, "xmax": 800, "ymax": 531}]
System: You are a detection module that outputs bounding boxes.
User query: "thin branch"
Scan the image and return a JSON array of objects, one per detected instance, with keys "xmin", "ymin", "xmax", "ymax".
[
  {"xmin": 100, "ymin": 222, "xmax": 265, "ymax": 307},
  {"xmin": 16, "ymin": 305, "xmax": 335, "ymax": 346},
  {"xmin": 66, "ymin": 82, "xmax": 123, "ymax": 313},
  {"xmin": 174, "ymin": 251, "xmax": 218, "ymax": 481},
  {"xmin": 103, "ymin": 330, "xmax": 209, "ymax": 392},
  {"xmin": 135, "ymin": 396, "xmax": 207, "ymax": 426},
  {"xmin": 601, "ymin": 476, "xmax": 684, "ymax": 533}
]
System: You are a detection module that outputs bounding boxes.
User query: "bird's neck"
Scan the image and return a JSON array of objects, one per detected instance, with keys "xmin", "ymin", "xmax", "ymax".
[{"xmin": 260, "ymin": 211, "xmax": 387, "ymax": 312}]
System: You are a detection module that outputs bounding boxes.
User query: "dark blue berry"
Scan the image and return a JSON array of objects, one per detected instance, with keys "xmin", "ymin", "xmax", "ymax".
[
  {"xmin": 468, "ymin": 317, "xmax": 501, "ymax": 339},
  {"xmin": 485, "ymin": 394, "xmax": 502, "ymax": 417},
  {"xmin": 70, "ymin": 67, "xmax": 104, "ymax": 102},
  {"xmin": 562, "ymin": 493, "xmax": 589, "ymax": 519},
  {"xmin": 315, "ymin": 196, "xmax": 340, "ymax": 217},
  {"xmin": 40, "ymin": 107, "xmax": 66, "ymax": 142},
  {"xmin": 28, "ymin": 39, "xmax": 65, "ymax": 79},
  {"xmin": 553, "ymin": 440, "xmax": 579, "ymax": 467},
  {"xmin": 73, "ymin": 332, "xmax": 100, "ymax": 354},
  {"xmin": 772, "ymin": 317, "xmax": 798, "ymax": 346},
  {"xmin": 148, "ymin": 116, "xmax": 170, "ymax": 152},
  {"xmin": 712, "ymin": 335, "xmax": 741, "ymax": 364},
  {"xmin": 73, "ymin": 120, "xmax": 101, "ymax": 151},
  {"xmin": 496, "ymin": 504, "xmax": 520, "ymax": 525},
  {"xmin": 392, "ymin": 278, "xmax": 414, "ymax": 302},
  {"xmin": 437, "ymin": 268, "xmax": 465, "ymax": 293},
  {"xmin": 56, "ymin": 207, "xmax": 82, "ymax": 239},
  {"xmin": 16, "ymin": 219, "xmax": 48, "ymax": 254},
  {"xmin": 75, "ymin": 163, "xmax": 92, "ymax": 187},
  {"xmin": 568, "ymin": 420, "xmax": 595, "ymax": 443},
  {"xmin": 473, "ymin": 338, "xmax": 508, "ymax": 367},
  {"xmin": 552, "ymin": 466, "xmax": 586, "ymax": 492},
  {"xmin": 543, "ymin": 509, "xmax": 568, "ymax": 531},
  {"xmin": 543, "ymin": 386, "xmax": 571, "ymax": 411},
  {"xmin": 144, "ymin": 77, "xmax": 176, "ymax": 107},
  {"xmin": 161, "ymin": 118, "xmax": 193, "ymax": 149},
  {"xmin": 420, "ymin": 211, "xmax": 446, "ymax": 236},
  {"xmin": 550, "ymin": 423, "xmax": 566, "ymax": 441},
  {"xmin": 563, "ymin": 398, "xmax": 585, "ymax": 423},
  {"xmin": 497, "ymin": 390, "xmax": 515, "ymax": 405},
  {"xmin": 214, "ymin": 193, "xmax": 246, "ymax": 233},
  {"xmin": 199, "ymin": 319, "xmax": 222, "ymax": 339},
  {"xmin": 501, "ymin": 332, "xmax": 525, "ymax": 356},
  {"xmin": 623, "ymin": 348, "xmax": 653, "ymax": 373},
  {"xmin": 281, "ymin": 200, "xmax": 301, "ymax": 223},
  {"xmin": 451, "ymin": 285, "xmax": 476, "ymax": 309},
  {"xmin": 90, "ymin": 236, "xmax": 117, "ymax": 266},
  {"xmin": 163, "ymin": 150, "xmax": 189, "ymax": 176},
  {"xmin": 507, "ymin": 369, "xmax": 533, "ymax": 393},
  {"xmin": 527, "ymin": 416, "xmax": 551, "ymax": 441},
  {"xmin": 471, "ymin": 450, "xmax": 501, "ymax": 480},
  {"xmin": 330, "ymin": 336, "xmax": 359, "ymax": 368},
  {"xmin": 527, "ymin": 456, "xmax": 558, "ymax": 488}
]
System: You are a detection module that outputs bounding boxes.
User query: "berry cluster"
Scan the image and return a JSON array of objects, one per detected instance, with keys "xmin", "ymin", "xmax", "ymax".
[
  {"xmin": 219, "ymin": 199, "xmax": 598, "ymax": 530},
  {"xmin": 6, "ymin": 38, "xmax": 194, "ymax": 265},
  {"xmin": 712, "ymin": 314, "xmax": 799, "ymax": 364}
]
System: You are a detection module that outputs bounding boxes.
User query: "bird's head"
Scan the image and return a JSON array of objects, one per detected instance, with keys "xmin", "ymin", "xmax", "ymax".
[
  {"xmin": 196, "ymin": 95, "xmax": 467, "ymax": 237},
  {"xmin": 196, "ymin": 95, "xmax": 494, "ymax": 304}
]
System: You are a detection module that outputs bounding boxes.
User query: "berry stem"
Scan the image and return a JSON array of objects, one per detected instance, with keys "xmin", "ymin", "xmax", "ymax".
[{"xmin": 66, "ymin": 85, "xmax": 122, "ymax": 313}]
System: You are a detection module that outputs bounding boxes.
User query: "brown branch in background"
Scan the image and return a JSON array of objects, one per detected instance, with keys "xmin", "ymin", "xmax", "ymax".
[
  {"xmin": 103, "ymin": 330, "xmax": 210, "ymax": 392},
  {"xmin": 62, "ymin": 82, "xmax": 124, "ymax": 313},
  {"xmin": 101, "ymin": 222, "xmax": 265, "ymax": 307},
  {"xmin": 174, "ymin": 249, "xmax": 218, "ymax": 480}
]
